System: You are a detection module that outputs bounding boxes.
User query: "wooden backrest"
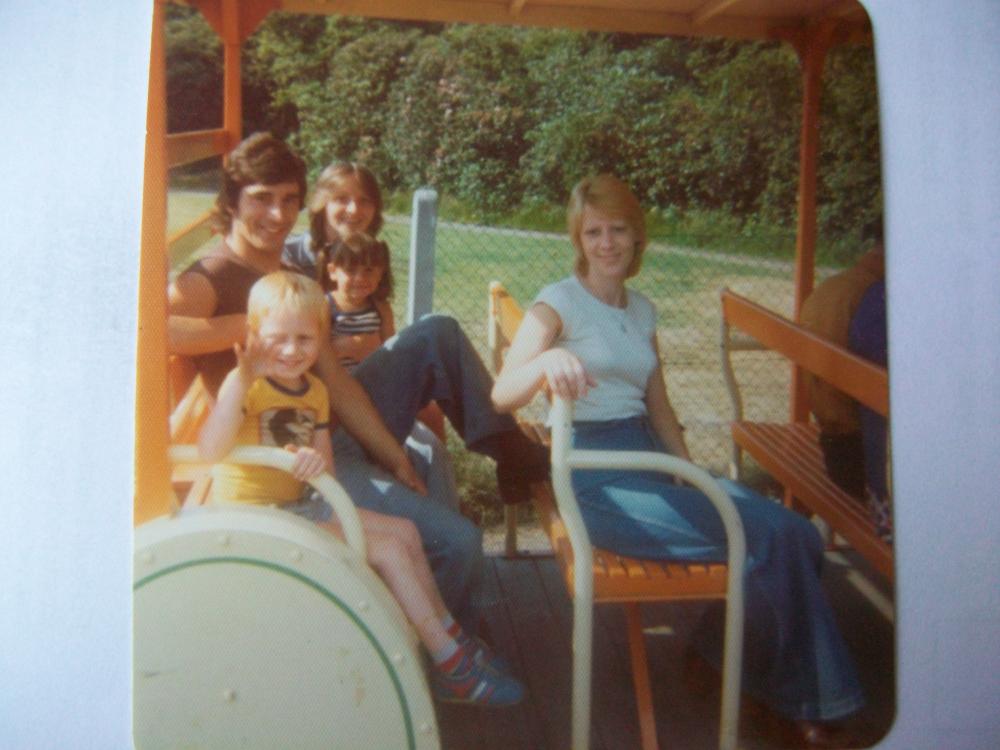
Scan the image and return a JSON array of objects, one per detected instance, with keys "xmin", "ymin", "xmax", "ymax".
[
  {"xmin": 168, "ymin": 354, "xmax": 198, "ymax": 408},
  {"xmin": 488, "ymin": 281, "xmax": 525, "ymax": 376},
  {"xmin": 168, "ymin": 354, "xmax": 212, "ymax": 444},
  {"xmin": 721, "ymin": 288, "xmax": 888, "ymax": 416}
]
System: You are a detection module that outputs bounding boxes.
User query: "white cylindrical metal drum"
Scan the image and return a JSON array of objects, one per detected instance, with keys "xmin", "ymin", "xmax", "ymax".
[{"xmin": 134, "ymin": 503, "xmax": 439, "ymax": 749}]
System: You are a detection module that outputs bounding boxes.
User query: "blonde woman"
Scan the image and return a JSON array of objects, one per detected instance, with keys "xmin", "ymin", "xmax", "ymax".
[{"xmin": 492, "ymin": 174, "xmax": 864, "ymax": 747}]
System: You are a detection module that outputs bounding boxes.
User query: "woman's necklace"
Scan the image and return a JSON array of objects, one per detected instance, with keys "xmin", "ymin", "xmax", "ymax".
[
  {"xmin": 578, "ymin": 273, "xmax": 626, "ymax": 309},
  {"xmin": 578, "ymin": 274, "xmax": 629, "ymax": 332}
]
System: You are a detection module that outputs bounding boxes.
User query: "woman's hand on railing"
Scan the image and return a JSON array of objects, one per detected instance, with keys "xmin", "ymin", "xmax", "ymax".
[{"xmin": 540, "ymin": 348, "xmax": 597, "ymax": 401}]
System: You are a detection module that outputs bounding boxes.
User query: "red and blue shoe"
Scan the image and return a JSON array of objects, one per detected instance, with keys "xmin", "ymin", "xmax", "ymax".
[{"xmin": 432, "ymin": 650, "xmax": 525, "ymax": 707}]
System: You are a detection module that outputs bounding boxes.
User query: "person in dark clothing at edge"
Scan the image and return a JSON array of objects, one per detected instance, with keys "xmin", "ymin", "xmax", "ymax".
[{"xmin": 799, "ymin": 219, "xmax": 885, "ymax": 500}]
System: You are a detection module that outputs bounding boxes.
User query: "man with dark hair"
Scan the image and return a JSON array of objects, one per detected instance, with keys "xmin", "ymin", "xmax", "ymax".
[
  {"xmin": 170, "ymin": 133, "xmax": 312, "ymax": 395},
  {"xmin": 209, "ymin": 131, "xmax": 308, "ymax": 236}
]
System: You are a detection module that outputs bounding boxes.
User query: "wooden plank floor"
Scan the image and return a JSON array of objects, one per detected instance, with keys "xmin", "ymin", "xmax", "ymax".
[{"xmin": 433, "ymin": 549, "xmax": 895, "ymax": 749}]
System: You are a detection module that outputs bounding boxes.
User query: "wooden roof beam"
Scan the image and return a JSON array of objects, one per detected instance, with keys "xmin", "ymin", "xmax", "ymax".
[
  {"xmin": 692, "ymin": 0, "xmax": 743, "ymax": 27},
  {"xmin": 821, "ymin": 0, "xmax": 869, "ymax": 20},
  {"xmin": 284, "ymin": 0, "xmax": 807, "ymax": 42},
  {"xmin": 813, "ymin": 0, "xmax": 872, "ymax": 43},
  {"xmin": 691, "ymin": 0, "xmax": 868, "ymax": 43},
  {"xmin": 188, "ymin": 0, "xmax": 279, "ymax": 43}
]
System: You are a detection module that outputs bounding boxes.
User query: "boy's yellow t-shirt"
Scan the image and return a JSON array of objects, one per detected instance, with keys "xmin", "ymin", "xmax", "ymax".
[{"xmin": 210, "ymin": 372, "xmax": 329, "ymax": 505}]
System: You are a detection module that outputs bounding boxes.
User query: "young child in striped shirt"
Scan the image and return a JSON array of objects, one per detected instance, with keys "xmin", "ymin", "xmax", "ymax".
[{"xmin": 322, "ymin": 233, "xmax": 396, "ymax": 373}]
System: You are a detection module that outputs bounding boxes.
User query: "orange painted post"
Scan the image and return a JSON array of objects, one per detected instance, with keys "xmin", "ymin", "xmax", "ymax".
[
  {"xmin": 789, "ymin": 24, "xmax": 835, "ymax": 424},
  {"xmin": 221, "ymin": 0, "xmax": 243, "ymax": 149},
  {"xmin": 134, "ymin": 0, "xmax": 175, "ymax": 525},
  {"xmin": 624, "ymin": 603, "xmax": 658, "ymax": 750}
]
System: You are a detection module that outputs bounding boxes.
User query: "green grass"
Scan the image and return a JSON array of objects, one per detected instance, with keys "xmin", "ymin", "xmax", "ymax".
[
  {"xmin": 166, "ymin": 190, "xmax": 216, "ymax": 235},
  {"xmin": 385, "ymin": 191, "xmax": 860, "ymax": 266}
]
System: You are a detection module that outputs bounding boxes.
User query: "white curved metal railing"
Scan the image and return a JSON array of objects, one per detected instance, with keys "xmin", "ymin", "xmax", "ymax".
[
  {"xmin": 548, "ymin": 396, "xmax": 747, "ymax": 750},
  {"xmin": 167, "ymin": 445, "xmax": 367, "ymax": 559}
]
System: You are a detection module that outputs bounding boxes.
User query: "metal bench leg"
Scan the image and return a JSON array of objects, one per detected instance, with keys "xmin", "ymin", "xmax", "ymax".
[
  {"xmin": 624, "ymin": 603, "xmax": 659, "ymax": 750},
  {"xmin": 504, "ymin": 504, "xmax": 519, "ymax": 557},
  {"xmin": 728, "ymin": 443, "xmax": 742, "ymax": 482}
]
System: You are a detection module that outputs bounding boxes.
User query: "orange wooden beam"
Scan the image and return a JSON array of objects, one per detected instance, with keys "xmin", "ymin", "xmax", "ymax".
[
  {"xmin": 190, "ymin": 0, "xmax": 278, "ymax": 43},
  {"xmin": 221, "ymin": 0, "xmax": 243, "ymax": 147},
  {"xmin": 789, "ymin": 21, "xmax": 837, "ymax": 422},
  {"xmin": 135, "ymin": 0, "xmax": 177, "ymax": 525},
  {"xmin": 165, "ymin": 128, "xmax": 232, "ymax": 168},
  {"xmin": 692, "ymin": 0, "xmax": 742, "ymax": 27}
]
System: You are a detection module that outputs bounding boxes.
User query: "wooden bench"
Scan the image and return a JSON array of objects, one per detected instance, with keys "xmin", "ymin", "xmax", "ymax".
[
  {"xmin": 719, "ymin": 288, "xmax": 893, "ymax": 581},
  {"xmin": 489, "ymin": 281, "xmax": 746, "ymax": 750},
  {"xmin": 168, "ymin": 355, "xmax": 214, "ymax": 508}
]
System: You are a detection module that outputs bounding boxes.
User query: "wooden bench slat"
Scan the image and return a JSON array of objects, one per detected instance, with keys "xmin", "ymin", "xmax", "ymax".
[
  {"xmin": 732, "ymin": 421, "xmax": 893, "ymax": 580},
  {"xmin": 733, "ymin": 422, "xmax": 872, "ymax": 528},
  {"xmin": 640, "ymin": 560, "xmax": 668, "ymax": 581}
]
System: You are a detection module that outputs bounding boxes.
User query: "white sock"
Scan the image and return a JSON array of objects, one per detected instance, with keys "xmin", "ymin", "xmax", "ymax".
[
  {"xmin": 440, "ymin": 613, "xmax": 459, "ymax": 637},
  {"xmin": 432, "ymin": 638, "xmax": 461, "ymax": 667}
]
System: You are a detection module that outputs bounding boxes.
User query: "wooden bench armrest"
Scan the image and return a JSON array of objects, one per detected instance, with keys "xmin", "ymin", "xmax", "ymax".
[
  {"xmin": 168, "ymin": 355, "xmax": 212, "ymax": 443},
  {"xmin": 488, "ymin": 280, "xmax": 523, "ymax": 373},
  {"xmin": 718, "ymin": 311, "xmax": 766, "ymax": 426},
  {"xmin": 720, "ymin": 288, "xmax": 888, "ymax": 415}
]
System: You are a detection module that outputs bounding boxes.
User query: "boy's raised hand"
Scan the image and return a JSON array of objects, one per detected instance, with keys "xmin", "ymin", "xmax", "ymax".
[
  {"xmin": 284, "ymin": 444, "xmax": 328, "ymax": 481},
  {"xmin": 234, "ymin": 332, "xmax": 278, "ymax": 384}
]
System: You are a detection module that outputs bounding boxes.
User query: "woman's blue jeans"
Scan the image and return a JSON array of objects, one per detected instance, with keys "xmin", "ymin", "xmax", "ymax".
[{"xmin": 571, "ymin": 417, "xmax": 865, "ymax": 722}]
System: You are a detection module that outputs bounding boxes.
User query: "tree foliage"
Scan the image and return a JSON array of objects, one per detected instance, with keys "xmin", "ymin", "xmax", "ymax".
[
  {"xmin": 379, "ymin": 26, "xmax": 535, "ymax": 212},
  {"xmin": 165, "ymin": 4, "xmax": 222, "ymax": 133},
  {"xmin": 168, "ymin": 11, "xmax": 882, "ymax": 245}
]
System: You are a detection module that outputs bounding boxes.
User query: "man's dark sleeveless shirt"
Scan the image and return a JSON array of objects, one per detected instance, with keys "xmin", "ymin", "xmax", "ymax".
[{"xmin": 183, "ymin": 251, "xmax": 266, "ymax": 396}]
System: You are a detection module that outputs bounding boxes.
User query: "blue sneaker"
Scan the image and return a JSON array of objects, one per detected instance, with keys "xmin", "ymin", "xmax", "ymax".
[
  {"xmin": 458, "ymin": 633, "xmax": 512, "ymax": 674},
  {"xmin": 432, "ymin": 652, "xmax": 525, "ymax": 707}
]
